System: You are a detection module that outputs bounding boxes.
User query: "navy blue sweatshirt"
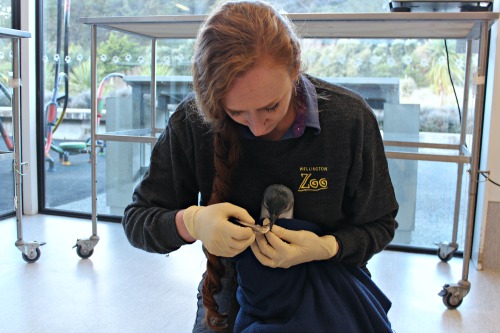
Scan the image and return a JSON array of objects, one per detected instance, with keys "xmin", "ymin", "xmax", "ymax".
[{"xmin": 122, "ymin": 75, "xmax": 398, "ymax": 266}]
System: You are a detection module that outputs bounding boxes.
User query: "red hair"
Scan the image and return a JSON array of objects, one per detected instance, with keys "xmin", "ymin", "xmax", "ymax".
[{"xmin": 191, "ymin": 1, "xmax": 301, "ymax": 330}]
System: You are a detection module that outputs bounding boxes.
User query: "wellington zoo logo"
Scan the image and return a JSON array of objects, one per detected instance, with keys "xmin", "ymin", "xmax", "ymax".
[{"xmin": 298, "ymin": 172, "xmax": 328, "ymax": 192}]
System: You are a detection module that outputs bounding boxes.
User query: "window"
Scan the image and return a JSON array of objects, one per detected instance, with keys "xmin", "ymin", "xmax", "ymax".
[
  {"xmin": 301, "ymin": 37, "xmax": 472, "ymax": 248},
  {"xmin": 39, "ymin": 0, "xmax": 473, "ymax": 251},
  {"xmin": 0, "ymin": 0, "xmax": 14, "ymax": 219}
]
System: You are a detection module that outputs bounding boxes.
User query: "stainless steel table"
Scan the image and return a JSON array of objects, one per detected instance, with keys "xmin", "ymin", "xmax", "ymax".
[{"xmin": 80, "ymin": 11, "xmax": 499, "ymax": 308}]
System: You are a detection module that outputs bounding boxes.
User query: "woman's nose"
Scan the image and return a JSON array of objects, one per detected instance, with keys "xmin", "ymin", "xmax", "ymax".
[{"xmin": 246, "ymin": 112, "xmax": 268, "ymax": 136}]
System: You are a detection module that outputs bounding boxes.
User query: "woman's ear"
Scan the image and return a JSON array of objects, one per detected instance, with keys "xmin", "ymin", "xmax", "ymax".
[
  {"xmin": 292, "ymin": 64, "xmax": 300, "ymax": 82},
  {"xmin": 293, "ymin": 65, "xmax": 300, "ymax": 82}
]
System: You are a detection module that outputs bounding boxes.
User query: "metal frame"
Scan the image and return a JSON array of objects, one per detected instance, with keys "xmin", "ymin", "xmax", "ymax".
[
  {"xmin": 0, "ymin": 27, "xmax": 45, "ymax": 263},
  {"xmin": 80, "ymin": 12, "xmax": 498, "ymax": 307}
]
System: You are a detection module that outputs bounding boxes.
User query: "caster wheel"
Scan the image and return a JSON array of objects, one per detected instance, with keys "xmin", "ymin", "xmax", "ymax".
[
  {"xmin": 442, "ymin": 292, "xmax": 463, "ymax": 309},
  {"xmin": 22, "ymin": 247, "xmax": 41, "ymax": 263},
  {"xmin": 76, "ymin": 245, "xmax": 94, "ymax": 259},
  {"xmin": 437, "ymin": 249, "xmax": 454, "ymax": 262}
]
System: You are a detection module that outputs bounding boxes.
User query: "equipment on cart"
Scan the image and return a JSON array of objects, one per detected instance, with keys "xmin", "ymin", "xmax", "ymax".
[
  {"xmin": 42, "ymin": 0, "xmax": 97, "ymax": 171},
  {"xmin": 389, "ymin": 0, "xmax": 492, "ymax": 12},
  {"xmin": 43, "ymin": 0, "xmax": 124, "ymax": 173},
  {"xmin": 0, "ymin": 81, "xmax": 14, "ymax": 152},
  {"xmin": 44, "ymin": 0, "xmax": 70, "ymax": 168}
]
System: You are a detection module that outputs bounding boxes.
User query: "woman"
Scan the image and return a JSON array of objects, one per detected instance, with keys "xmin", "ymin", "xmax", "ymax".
[{"xmin": 122, "ymin": 1, "xmax": 398, "ymax": 332}]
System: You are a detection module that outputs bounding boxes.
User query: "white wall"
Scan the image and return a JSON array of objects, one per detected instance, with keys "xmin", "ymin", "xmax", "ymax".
[{"xmin": 471, "ymin": 1, "xmax": 500, "ymax": 270}]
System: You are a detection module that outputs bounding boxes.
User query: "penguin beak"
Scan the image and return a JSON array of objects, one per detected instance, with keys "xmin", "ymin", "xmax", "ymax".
[{"xmin": 235, "ymin": 219, "xmax": 270, "ymax": 234}]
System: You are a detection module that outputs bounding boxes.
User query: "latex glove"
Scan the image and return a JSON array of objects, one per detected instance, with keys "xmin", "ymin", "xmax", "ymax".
[
  {"xmin": 183, "ymin": 203, "xmax": 256, "ymax": 257},
  {"xmin": 251, "ymin": 224, "xmax": 338, "ymax": 268}
]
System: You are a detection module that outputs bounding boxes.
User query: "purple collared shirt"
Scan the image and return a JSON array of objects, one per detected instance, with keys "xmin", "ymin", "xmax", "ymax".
[{"xmin": 282, "ymin": 75, "xmax": 321, "ymax": 139}]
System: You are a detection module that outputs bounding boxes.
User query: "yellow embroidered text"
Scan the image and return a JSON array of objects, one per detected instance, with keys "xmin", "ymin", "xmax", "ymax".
[{"xmin": 298, "ymin": 173, "xmax": 328, "ymax": 192}]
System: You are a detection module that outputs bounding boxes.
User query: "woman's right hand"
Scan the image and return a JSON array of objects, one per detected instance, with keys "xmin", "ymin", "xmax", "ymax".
[{"xmin": 183, "ymin": 203, "xmax": 256, "ymax": 257}]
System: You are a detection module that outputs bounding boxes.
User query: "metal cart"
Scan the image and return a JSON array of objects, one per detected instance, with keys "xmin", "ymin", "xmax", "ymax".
[
  {"xmin": 0, "ymin": 27, "xmax": 45, "ymax": 263},
  {"xmin": 79, "ymin": 12, "xmax": 498, "ymax": 307},
  {"xmin": 384, "ymin": 3, "xmax": 498, "ymax": 309}
]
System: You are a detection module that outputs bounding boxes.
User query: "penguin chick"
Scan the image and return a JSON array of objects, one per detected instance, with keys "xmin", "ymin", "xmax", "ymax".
[{"xmin": 260, "ymin": 184, "xmax": 294, "ymax": 230}]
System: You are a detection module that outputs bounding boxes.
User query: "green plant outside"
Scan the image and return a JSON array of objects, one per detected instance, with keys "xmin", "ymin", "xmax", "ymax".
[{"xmin": 38, "ymin": 0, "xmax": 472, "ymax": 133}]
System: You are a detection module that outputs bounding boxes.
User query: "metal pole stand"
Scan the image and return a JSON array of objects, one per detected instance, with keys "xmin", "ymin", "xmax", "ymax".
[
  {"xmin": 1, "ymin": 31, "xmax": 45, "ymax": 263},
  {"xmin": 438, "ymin": 21, "xmax": 491, "ymax": 309},
  {"xmin": 74, "ymin": 25, "xmax": 100, "ymax": 260}
]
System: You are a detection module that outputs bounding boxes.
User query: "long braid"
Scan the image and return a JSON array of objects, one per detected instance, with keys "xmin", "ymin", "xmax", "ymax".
[
  {"xmin": 190, "ymin": 2, "xmax": 302, "ymax": 330},
  {"xmin": 202, "ymin": 250, "xmax": 228, "ymax": 329},
  {"xmin": 203, "ymin": 122, "xmax": 241, "ymax": 331}
]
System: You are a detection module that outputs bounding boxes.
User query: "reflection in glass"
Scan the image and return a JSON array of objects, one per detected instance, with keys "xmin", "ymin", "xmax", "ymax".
[{"xmin": 0, "ymin": 27, "xmax": 14, "ymax": 217}]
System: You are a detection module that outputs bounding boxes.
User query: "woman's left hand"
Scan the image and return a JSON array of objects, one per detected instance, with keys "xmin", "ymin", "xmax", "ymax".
[{"xmin": 251, "ymin": 225, "xmax": 338, "ymax": 268}]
